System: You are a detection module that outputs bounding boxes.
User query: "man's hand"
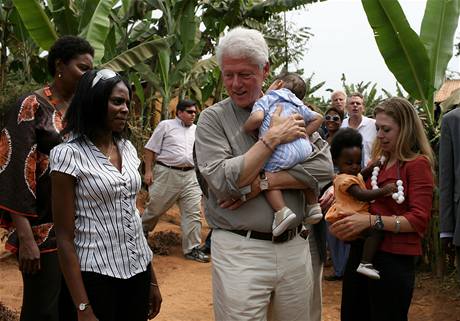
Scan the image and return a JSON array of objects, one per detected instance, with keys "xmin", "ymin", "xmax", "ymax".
[
  {"xmin": 319, "ymin": 185, "xmax": 334, "ymax": 212},
  {"xmin": 144, "ymin": 171, "xmax": 154, "ymax": 186},
  {"xmin": 329, "ymin": 212, "xmax": 368, "ymax": 241},
  {"xmin": 18, "ymin": 239, "xmax": 41, "ymax": 274},
  {"xmin": 268, "ymin": 105, "xmax": 306, "ymax": 145},
  {"xmin": 218, "ymin": 198, "xmax": 245, "ymax": 210},
  {"xmin": 442, "ymin": 237, "xmax": 454, "ymax": 253}
]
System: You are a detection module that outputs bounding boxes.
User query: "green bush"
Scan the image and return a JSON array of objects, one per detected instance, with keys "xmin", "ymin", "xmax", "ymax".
[{"xmin": 0, "ymin": 77, "xmax": 39, "ymax": 128}]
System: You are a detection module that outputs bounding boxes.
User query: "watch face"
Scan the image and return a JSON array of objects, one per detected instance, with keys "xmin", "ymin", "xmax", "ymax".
[
  {"xmin": 260, "ymin": 179, "xmax": 269, "ymax": 191},
  {"xmin": 78, "ymin": 303, "xmax": 87, "ymax": 311},
  {"xmin": 374, "ymin": 216, "xmax": 384, "ymax": 230}
]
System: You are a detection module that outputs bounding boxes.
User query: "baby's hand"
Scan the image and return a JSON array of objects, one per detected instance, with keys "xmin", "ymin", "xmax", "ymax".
[{"xmin": 382, "ymin": 183, "xmax": 397, "ymax": 196}]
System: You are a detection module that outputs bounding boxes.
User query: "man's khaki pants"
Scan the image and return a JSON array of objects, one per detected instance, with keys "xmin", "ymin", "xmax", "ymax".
[
  {"xmin": 211, "ymin": 229, "xmax": 314, "ymax": 321},
  {"xmin": 142, "ymin": 164, "xmax": 202, "ymax": 254}
]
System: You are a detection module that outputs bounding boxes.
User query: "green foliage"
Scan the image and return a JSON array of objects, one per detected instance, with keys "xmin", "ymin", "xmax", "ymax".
[
  {"xmin": 420, "ymin": 0, "xmax": 459, "ymax": 91},
  {"xmin": 362, "ymin": 0, "xmax": 433, "ymax": 103},
  {"xmin": 0, "ymin": 73, "xmax": 38, "ymax": 128},
  {"xmin": 11, "ymin": 0, "xmax": 58, "ymax": 50}
]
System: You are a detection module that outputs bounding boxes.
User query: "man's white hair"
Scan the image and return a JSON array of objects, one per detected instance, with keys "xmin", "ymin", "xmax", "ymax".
[{"xmin": 216, "ymin": 27, "xmax": 269, "ymax": 68}]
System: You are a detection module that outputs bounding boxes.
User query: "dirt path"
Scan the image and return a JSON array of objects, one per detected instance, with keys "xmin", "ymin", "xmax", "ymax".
[{"xmin": 1, "ymin": 207, "xmax": 459, "ymax": 321}]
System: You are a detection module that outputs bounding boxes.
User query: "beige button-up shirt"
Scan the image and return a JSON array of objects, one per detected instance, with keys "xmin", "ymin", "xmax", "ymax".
[{"xmin": 145, "ymin": 117, "xmax": 195, "ymax": 167}]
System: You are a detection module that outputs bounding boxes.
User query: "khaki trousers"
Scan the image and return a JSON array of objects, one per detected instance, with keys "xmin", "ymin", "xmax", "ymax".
[
  {"xmin": 142, "ymin": 164, "xmax": 202, "ymax": 254},
  {"xmin": 308, "ymin": 232, "xmax": 323, "ymax": 321},
  {"xmin": 212, "ymin": 229, "xmax": 313, "ymax": 321}
]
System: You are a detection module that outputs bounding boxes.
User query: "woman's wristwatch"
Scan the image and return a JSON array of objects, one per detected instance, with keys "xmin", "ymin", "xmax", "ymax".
[
  {"xmin": 78, "ymin": 302, "xmax": 91, "ymax": 312},
  {"xmin": 373, "ymin": 215, "xmax": 384, "ymax": 230}
]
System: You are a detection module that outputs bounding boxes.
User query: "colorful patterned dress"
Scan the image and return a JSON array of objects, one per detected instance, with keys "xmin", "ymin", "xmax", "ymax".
[{"xmin": 0, "ymin": 92, "xmax": 64, "ymax": 253}]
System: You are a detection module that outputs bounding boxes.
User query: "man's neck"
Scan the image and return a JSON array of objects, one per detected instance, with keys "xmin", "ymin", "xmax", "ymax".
[
  {"xmin": 348, "ymin": 115, "xmax": 363, "ymax": 129},
  {"xmin": 176, "ymin": 116, "xmax": 191, "ymax": 127}
]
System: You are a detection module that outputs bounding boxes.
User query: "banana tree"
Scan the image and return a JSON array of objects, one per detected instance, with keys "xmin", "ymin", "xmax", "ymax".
[{"xmin": 362, "ymin": 0, "xmax": 459, "ymax": 137}]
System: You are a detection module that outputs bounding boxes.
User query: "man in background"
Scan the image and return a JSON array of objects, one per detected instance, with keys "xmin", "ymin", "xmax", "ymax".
[{"xmin": 142, "ymin": 99, "xmax": 209, "ymax": 263}]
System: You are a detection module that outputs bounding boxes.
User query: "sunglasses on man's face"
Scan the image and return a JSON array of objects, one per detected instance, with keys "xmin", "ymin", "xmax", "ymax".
[
  {"xmin": 325, "ymin": 115, "xmax": 341, "ymax": 122},
  {"xmin": 92, "ymin": 69, "xmax": 118, "ymax": 88},
  {"xmin": 185, "ymin": 110, "xmax": 197, "ymax": 115}
]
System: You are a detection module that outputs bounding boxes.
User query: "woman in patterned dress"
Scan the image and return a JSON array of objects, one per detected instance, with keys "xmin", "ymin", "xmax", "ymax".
[{"xmin": 0, "ymin": 36, "xmax": 93, "ymax": 321}]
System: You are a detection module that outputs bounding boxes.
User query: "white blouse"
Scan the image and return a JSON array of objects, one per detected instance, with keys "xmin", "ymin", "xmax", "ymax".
[{"xmin": 50, "ymin": 135, "xmax": 152, "ymax": 279}]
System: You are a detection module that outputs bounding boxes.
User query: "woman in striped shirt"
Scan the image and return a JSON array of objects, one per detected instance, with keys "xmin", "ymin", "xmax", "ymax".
[{"xmin": 50, "ymin": 69, "xmax": 162, "ymax": 321}]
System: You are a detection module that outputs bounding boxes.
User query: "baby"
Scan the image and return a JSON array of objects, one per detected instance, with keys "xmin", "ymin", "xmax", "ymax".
[
  {"xmin": 325, "ymin": 128, "xmax": 396, "ymax": 279},
  {"xmin": 244, "ymin": 72, "xmax": 323, "ymax": 237}
]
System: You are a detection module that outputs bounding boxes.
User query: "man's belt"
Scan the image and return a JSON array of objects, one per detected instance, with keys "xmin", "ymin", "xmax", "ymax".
[
  {"xmin": 228, "ymin": 225, "xmax": 303, "ymax": 243},
  {"xmin": 156, "ymin": 161, "xmax": 194, "ymax": 171}
]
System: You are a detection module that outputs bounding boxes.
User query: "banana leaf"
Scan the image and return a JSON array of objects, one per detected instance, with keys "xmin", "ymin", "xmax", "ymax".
[
  {"xmin": 362, "ymin": 0, "xmax": 433, "ymax": 104},
  {"xmin": 420, "ymin": 0, "xmax": 459, "ymax": 91},
  {"xmin": 80, "ymin": 0, "xmax": 116, "ymax": 64},
  {"xmin": 102, "ymin": 37, "xmax": 170, "ymax": 72},
  {"xmin": 48, "ymin": 0, "xmax": 78, "ymax": 35},
  {"xmin": 11, "ymin": 0, "xmax": 58, "ymax": 50}
]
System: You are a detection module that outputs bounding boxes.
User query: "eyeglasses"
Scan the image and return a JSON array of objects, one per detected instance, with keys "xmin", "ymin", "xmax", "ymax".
[
  {"xmin": 325, "ymin": 115, "xmax": 341, "ymax": 122},
  {"xmin": 185, "ymin": 110, "xmax": 197, "ymax": 115},
  {"xmin": 92, "ymin": 69, "xmax": 118, "ymax": 88}
]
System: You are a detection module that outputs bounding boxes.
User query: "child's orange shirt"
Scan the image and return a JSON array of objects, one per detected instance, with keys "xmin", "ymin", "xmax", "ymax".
[{"xmin": 325, "ymin": 173, "xmax": 370, "ymax": 223}]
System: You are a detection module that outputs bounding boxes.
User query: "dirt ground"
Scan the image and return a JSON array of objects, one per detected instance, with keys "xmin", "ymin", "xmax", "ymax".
[{"xmin": 1, "ymin": 205, "xmax": 459, "ymax": 321}]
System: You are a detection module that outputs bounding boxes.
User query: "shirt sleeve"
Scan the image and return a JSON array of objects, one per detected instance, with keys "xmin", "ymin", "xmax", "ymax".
[
  {"xmin": 251, "ymin": 95, "xmax": 269, "ymax": 114},
  {"xmin": 336, "ymin": 174, "xmax": 363, "ymax": 194},
  {"xmin": 299, "ymin": 105, "xmax": 317, "ymax": 123},
  {"xmin": 403, "ymin": 157, "xmax": 434, "ymax": 236},
  {"xmin": 195, "ymin": 108, "xmax": 245, "ymax": 200},
  {"xmin": 0, "ymin": 94, "xmax": 41, "ymax": 217},
  {"xmin": 439, "ymin": 115, "xmax": 455, "ymax": 234},
  {"xmin": 144, "ymin": 121, "xmax": 166, "ymax": 154},
  {"xmin": 50, "ymin": 143, "xmax": 80, "ymax": 178}
]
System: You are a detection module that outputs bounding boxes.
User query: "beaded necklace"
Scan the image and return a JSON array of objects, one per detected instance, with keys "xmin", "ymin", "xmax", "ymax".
[{"xmin": 370, "ymin": 156, "xmax": 405, "ymax": 204}]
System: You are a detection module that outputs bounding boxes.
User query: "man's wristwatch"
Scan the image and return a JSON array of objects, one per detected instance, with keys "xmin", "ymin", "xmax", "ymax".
[
  {"xmin": 78, "ymin": 302, "xmax": 91, "ymax": 312},
  {"xmin": 373, "ymin": 215, "xmax": 384, "ymax": 230},
  {"xmin": 259, "ymin": 170, "xmax": 269, "ymax": 191}
]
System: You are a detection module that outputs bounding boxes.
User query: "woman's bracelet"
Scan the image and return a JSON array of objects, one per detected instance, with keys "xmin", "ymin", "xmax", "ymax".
[
  {"xmin": 393, "ymin": 215, "xmax": 401, "ymax": 234},
  {"xmin": 260, "ymin": 137, "xmax": 275, "ymax": 152},
  {"xmin": 150, "ymin": 282, "xmax": 159, "ymax": 287}
]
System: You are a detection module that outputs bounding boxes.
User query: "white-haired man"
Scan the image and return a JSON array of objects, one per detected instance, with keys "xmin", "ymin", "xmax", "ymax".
[
  {"xmin": 331, "ymin": 90, "xmax": 347, "ymax": 112},
  {"xmin": 195, "ymin": 27, "xmax": 333, "ymax": 321}
]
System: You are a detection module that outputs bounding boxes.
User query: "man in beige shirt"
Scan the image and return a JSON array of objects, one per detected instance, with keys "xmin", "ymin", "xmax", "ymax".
[
  {"xmin": 195, "ymin": 27, "xmax": 333, "ymax": 321},
  {"xmin": 143, "ymin": 99, "xmax": 209, "ymax": 263}
]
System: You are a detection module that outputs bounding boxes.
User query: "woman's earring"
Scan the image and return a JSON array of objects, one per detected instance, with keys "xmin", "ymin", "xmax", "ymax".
[{"xmin": 58, "ymin": 73, "xmax": 62, "ymax": 78}]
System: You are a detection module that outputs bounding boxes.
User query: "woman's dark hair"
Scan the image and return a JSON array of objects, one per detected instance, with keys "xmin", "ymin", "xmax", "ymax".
[
  {"xmin": 325, "ymin": 106, "xmax": 345, "ymax": 121},
  {"xmin": 47, "ymin": 35, "xmax": 94, "ymax": 76},
  {"xmin": 330, "ymin": 128, "xmax": 363, "ymax": 160},
  {"xmin": 63, "ymin": 69, "xmax": 131, "ymax": 139},
  {"xmin": 176, "ymin": 99, "xmax": 196, "ymax": 112}
]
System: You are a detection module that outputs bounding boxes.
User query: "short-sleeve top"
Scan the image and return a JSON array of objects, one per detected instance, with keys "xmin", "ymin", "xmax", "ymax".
[
  {"xmin": 0, "ymin": 93, "xmax": 64, "ymax": 253},
  {"xmin": 325, "ymin": 173, "xmax": 369, "ymax": 223},
  {"xmin": 50, "ymin": 136, "xmax": 152, "ymax": 279}
]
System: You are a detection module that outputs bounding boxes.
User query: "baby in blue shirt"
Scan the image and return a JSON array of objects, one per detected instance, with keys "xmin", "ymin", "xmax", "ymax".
[{"xmin": 244, "ymin": 72, "xmax": 323, "ymax": 236}]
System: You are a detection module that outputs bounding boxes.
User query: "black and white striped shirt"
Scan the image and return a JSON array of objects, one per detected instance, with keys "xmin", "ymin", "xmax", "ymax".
[{"xmin": 50, "ymin": 136, "xmax": 152, "ymax": 279}]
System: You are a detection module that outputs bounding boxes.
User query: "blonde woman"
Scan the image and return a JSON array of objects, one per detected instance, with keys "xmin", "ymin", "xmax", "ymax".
[{"xmin": 329, "ymin": 97, "xmax": 434, "ymax": 321}]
